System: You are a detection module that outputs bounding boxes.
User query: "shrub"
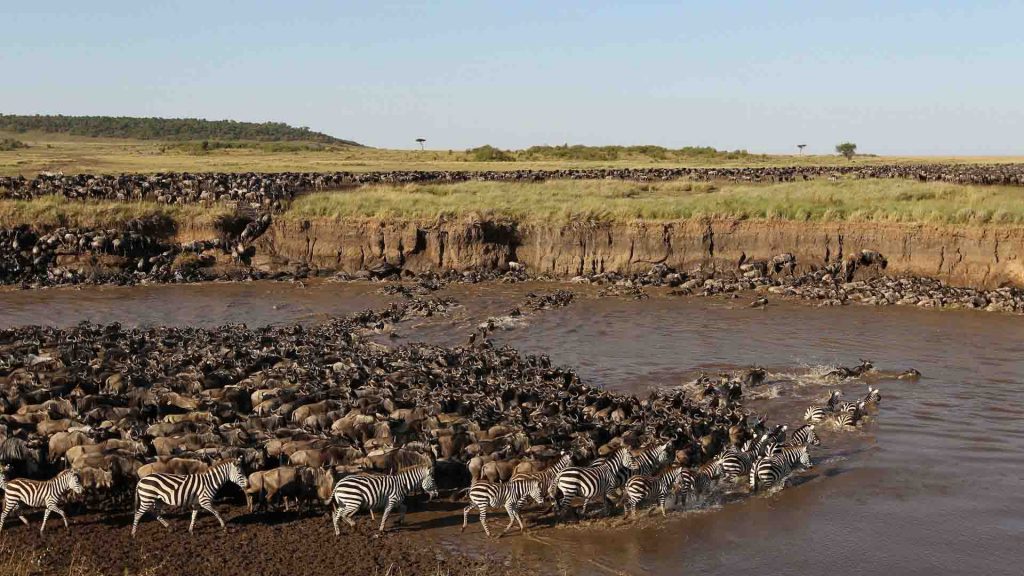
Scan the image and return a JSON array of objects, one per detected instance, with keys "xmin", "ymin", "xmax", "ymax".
[{"xmin": 0, "ymin": 138, "xmax": 28, "ymax": 151}]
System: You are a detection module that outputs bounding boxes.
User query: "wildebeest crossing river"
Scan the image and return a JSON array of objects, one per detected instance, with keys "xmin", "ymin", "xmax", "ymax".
[{"xmin": 0, "ymin": 281, "xmax": 1021, "ymax": 576}]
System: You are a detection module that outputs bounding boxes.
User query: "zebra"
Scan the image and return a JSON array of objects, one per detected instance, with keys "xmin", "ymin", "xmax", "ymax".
[
  {"xmin": 623, "ymin": 466, "xmax": 687, "ymax": 517},
  {"xmin": 676, "ymin": 460, "xmax": 722, "ymax": 506},
  {"xmin": 0, "ymin": 468, "xmax": 83, "ymax": 533},
  {"xmin": 131, "ymin": 460, "xmax": 248, "ymax": 538},
  {"xmin": 331, "ymin": 465, "xmax": 437, "ymax": 535},
  {"xmin": 715, "ymin": 449, "xmax": 756, "ymax": 481},
  {"xmin": 804, "ymin": 390, "xmax": 843, "ymax": 422},
  {"xmin": 830, "ymin": 401, "xmax": 866, "ymax": 428},
  {"xmin": 509, "ymin": 451, "xmax": 572, "ymax": 496},
  {"xmin": 550, "ymin": 447, "xmax": 633, "ymax": 520},
  {"xmin": 750, "ymin": 445, "xmax": 812, "ymax": 491},
  {"xmin": 630, "ymin": 441, "xmax": 674, "ymax": 476},
  {"xmin": 461, "ymin": 478, "xmax": 543, "ymax": 537},
  {"xmin": 752, "ymin": 426, "xmax": 787, "ymax": 456},
  {"xmin": 863, "ymin": 386, "xmax": 882, "ymax": 404},
  {"xmin": 788, "ymin": 424, "xmax": 821, "ymax": 447}
]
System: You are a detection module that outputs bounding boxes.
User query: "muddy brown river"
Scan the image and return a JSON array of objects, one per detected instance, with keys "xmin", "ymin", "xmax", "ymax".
[{"xmin": 1, "ymin": 281, "xmax": 1022, "ymax": 576}]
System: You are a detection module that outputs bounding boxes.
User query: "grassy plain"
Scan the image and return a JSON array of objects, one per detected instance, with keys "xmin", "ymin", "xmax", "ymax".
[
  {"xmin": 4, "ymin": 179, "xmax": 1021, "ymax": 230},
  {"xmin": 2, "ymin": 131, "xmax": 1023, "ymax": 177},
  {"xmin": 285, "ymin": 179, "xmax": 1024, "ymax": 225}
]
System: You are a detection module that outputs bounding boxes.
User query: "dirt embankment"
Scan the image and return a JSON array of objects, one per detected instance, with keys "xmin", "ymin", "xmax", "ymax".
[{"xmin": 190, "ymin": 218, "xmax": 1024, "ymax": 289}]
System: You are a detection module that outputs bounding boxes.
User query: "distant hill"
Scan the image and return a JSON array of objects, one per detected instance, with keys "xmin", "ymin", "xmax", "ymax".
[{"xmin": 0, "ymin": 114, "xmax": 361, "ymax": 146}]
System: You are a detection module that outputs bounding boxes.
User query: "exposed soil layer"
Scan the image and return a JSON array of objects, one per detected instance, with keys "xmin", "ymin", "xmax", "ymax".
[{"xmin": 251, "ymin": 217, "xmax": 1024, "ymax": 288}]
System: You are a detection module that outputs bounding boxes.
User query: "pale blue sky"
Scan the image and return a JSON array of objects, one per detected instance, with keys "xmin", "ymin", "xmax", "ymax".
[{"xmin": 2, "ymin": 1, "xmax": 1022, "ymax": 154}]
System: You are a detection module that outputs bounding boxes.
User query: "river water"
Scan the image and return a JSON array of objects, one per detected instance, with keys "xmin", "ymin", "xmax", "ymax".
[{"xmin": 1, "ymin": 281, "xmax": 1021, "ymax": 576}]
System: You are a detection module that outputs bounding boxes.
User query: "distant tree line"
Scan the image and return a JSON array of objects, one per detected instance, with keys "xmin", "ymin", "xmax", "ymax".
[{"xmin": 0, "ymin": 114, "xmax": 361, "ymax": 145}]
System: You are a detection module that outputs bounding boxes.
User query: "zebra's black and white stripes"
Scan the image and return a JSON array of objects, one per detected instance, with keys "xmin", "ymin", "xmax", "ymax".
[
  {"xmin": 716, "ymin": 448, "xmax": 756, "ymax": 481},
  {"xmin": 550, "ymin": 447, "xmax": 633, "ymax": 520},
  {"xmin": 132, "ymin": 460, "xmax": 248, "ymax": 537},
  {"xmin": 462, "ymin": 478, "xmax": 543, "ymax": 537},
  {"xmin": 509, "ymin": 452, "xmax": 572, "ymax": 496},
  {"xmin": 750, "ymin": 446, "xmax": 812, "ymax": 491},
  {"xmin": 805, "ymin": 390, "xmax": 843, "ymax": 422},
  {"xmin": 331, "ymin": 465, "xmax": 437, "ymax": 534},
  {"xmin": 623, "ymin": 466, "xmax": 686, "ymax": 517},
  {"xmin": 630, "ymin": 441, "xmax": 674, "ymax": 476},
  {"xmin": 0, "ymin": 468, "xmax": 83, "ymax": 533},
  {"xmin": 788, "ymin": 424, "xmax": 821, "ymax": 446}
]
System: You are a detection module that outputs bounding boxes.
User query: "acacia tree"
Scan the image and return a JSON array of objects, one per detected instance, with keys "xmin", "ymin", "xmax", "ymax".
[
  {"xmin": 835, "ymin": 142, "xmax": 857, "ymax": 160},
  {"xmin": 797, "ymin": 144, "xmax": 807, "ymax": 154},
  {"xmin": 415, "ymin": 138, "xmax": 426, "ymax": 150}
]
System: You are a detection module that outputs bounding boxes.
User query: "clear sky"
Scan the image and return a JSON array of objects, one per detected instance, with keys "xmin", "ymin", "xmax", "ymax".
[{"xmin": 2, "ymin": 1, "xmax": 1022, "ymax": 154}]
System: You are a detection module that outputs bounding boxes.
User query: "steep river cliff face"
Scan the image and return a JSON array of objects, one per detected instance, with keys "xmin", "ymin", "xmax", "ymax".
[{"xmin": 175, "ymin": 218, "xmax": 1024, "ymax": 288}]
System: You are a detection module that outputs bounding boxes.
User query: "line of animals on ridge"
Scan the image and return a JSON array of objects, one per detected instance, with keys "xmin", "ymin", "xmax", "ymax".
[{"xmin": 0, "ymin": 384, "xmax": 883, "ymax": 539}]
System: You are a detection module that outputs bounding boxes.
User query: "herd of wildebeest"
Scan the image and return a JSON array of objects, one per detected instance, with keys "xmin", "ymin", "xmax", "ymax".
[
  {"xmin": 0, "ymin": 286, "xmax": 894, "ymax": 537},
  {"xmin": 2, "ymin": 164, "xmax": 1024, "ymax": 209}
]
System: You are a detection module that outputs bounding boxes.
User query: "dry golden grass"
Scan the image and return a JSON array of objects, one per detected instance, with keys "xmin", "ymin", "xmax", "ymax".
[
  {"xmin": 0, "ymin": 195, "xmax": 231, "ymax": 229},
  {"xmin": 3, "ymin": 178, "xmax": 1021, "ymax": 230},
  {"xmin": 2, "ymin": 132, "xmax": 1022, "ymax": 176},
  {"xmin": 285, "ymin": 179, "xmax": 1024, "ymax": 226}
]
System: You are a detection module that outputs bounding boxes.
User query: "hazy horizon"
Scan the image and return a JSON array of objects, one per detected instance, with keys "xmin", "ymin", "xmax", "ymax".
[{"xmin": 3, "ymin": 2, "xmax": 1022, "ymax": 155}]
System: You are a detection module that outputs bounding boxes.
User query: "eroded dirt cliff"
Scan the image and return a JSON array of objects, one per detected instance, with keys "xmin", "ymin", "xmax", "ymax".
[{"xmin": 169, "ymin": 217, "xmax": 1024, "ymax": 288}]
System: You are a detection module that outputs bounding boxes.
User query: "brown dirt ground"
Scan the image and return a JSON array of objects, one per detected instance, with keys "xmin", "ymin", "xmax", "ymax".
[{"xmin": 0, "ymin": 496, "xmax": 532, "ymax": 576}]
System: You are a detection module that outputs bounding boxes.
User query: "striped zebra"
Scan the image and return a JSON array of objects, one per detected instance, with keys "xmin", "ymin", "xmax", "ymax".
[
  {"xmin": 550, "ymin": 447, "xmax": 633, "ymax": 520},
  {"xmin": 676, "ymin": 458, "xmax": 722, "ymax": 504},
  {"xmin": 830, "ymin": 402, "xmax": 866, "ymax": 428},
  {"xmin": 623, "ymin": 466, "xmax": 687, "ymax": 517},
  {"xmin": 510, "ymin": 452, "xmax": 572, "ymax": 494},
  {"xmin": 753, "ymin": 426, "xmax": 787, "ymax": 456},
  {"xmin": 461, "ymin": 478, "xmax": 543, "ymax": 537},
  {"xmin": 804, "ymin": 390, "xmax": 843, "ymax": 422},
  {"xmin": 597, "ymin": 441, "xmax": 673, "ymax": 495},
  {"xmin": 331, "ymin": 465, "xmax": 437, "ymax": 535},
  {"xmin": 715, "ymin": 449, "xmax": 756, "ymax": 481},
  {"xmin": 788, "ymin": 424, "xmax": 821, "ymax": 447},
  {"xmin": 0, "ymin": 468, "xmax": 83, "ymax": 533},
  {"xmin": 750, "ymin": 445, "xmax": 812, "ymax": 491},
  {"xmin": 630, "ymin": 441, "xmax": 674, "ymax": 476},
  {"xmin": 863, "ymin": 386, "xmax": 882, "ymax": 405},
  {"xmin": 131, "ymin": 460, "xmax": 248, "ymax": 538}
]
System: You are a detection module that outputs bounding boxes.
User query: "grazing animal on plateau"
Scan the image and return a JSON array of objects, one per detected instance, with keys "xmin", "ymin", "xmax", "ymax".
[
  {"xmin": 131, "ymin": 460, "xmax": 248, "ymax": 537},
  {"xmin": 462, "ymin": 478, "xmax": 543, "ymax": 537},
  {"xmin": 550, "ymin": 447, "xmax": 633, "ymax": 520},
  {"xmin": 0, "ymin": 468, "xmax": 84, "ymax": 533},
  {"xmin": 623, "ymin": 466, "xmax": 688, "ymax": 517},
  {"xmin": 750, "ymin": 446, "xmax": 812, "ymax": 491},
  {"xmin": 330, "ymin": 465, "xmax": 437, "ymax": 535}
]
